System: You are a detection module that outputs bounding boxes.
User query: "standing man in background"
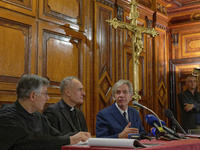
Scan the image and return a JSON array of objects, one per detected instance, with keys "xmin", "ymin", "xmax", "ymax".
[
  {"xmin": 95, "ymin": 79, "xmax": 146, "ymax": 138},
  {"xmin": 178, "ymin": 75, "xmax": 200, "ymax": 133},
  {"xmin": 0, "ymin": 74, "xmax": 90, "ymax": 150},
  {"xmin": 43, "ymin": 76, "xmax": 88, "ymax": 135}
]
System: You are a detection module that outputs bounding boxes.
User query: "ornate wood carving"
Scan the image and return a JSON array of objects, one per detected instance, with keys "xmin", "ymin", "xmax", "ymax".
[
  {"xmin": 157, "ymin": 2, "xmax": 166, "ymax": 15},
  {"xmin": 172, "ymin": 33, "xmax": 179, "ymax": 46},
  {"xmin": 117, "ymin": 5, "xmax": 123, "ymax": 21},
  {"xmin": 153, "ymin": 27, "xmax": 168, "ymax": 120},
  {"xmin": 193, "ymin": 12, "xmax": 200, "ymax": 20},
  {"xmin": 94, "ymin": 2, "xmax": 115, "ymax": 128},
  {"xmin": 181, "ymin": 32, "xmax": 200, "ymax": 58},
  {"xmin": 96, "ymin": 0, "xmax": 115, "ymax": 8}
]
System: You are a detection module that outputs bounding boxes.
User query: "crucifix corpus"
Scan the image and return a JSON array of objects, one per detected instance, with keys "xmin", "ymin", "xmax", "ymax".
[{"xmin": 106, "ymin": 0, "xmax": 159, "ymax": 103}]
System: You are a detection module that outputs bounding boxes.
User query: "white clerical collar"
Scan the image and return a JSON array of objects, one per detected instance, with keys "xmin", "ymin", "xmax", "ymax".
[{"xmin": 70, "ymin": 107, "xmax": 75, "ymax": 111}]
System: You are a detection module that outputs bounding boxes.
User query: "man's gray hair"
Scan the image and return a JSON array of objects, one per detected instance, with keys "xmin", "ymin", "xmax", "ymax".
[
  {"xmin": 17, "ymin": 74, "xmax": 50, "ymax": 100},
  {"xmin": 112, "ymin": 79, "xmax": 133, "ymax": 96},
  {"xmin": 60, "ymin": 76, "xmax": 79, "ymax": 94}
]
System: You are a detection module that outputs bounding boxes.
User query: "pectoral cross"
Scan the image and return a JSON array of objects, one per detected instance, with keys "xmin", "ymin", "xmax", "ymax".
[{"xmin": 106, "ymin": 0, "xmax": 159, "ymax": 102}]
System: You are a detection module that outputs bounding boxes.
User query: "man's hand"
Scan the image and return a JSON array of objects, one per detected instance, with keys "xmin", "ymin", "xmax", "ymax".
[
  {"xmin": 184, "ymin": 103, "xmax": 194, "ymax": 112},
  {"xmin": 70, "ymin": 132, "xmax": 91, "ymax": 145},
  {"xmin": 118, "ymin": 122, "xmax": 139, "ymax": 138}
]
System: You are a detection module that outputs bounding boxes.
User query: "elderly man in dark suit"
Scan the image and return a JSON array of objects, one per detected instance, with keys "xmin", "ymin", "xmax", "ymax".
[
  {"xmin": 95, "ymin": 79, "xmax": 146, "ymax": 138},
  {"xmin": 43, "ymin": 76, "xmax": 88, "ymax": 136},
  {"xmin": 178, "ymin": 75, "xmax": 200, "ymax": 133}
]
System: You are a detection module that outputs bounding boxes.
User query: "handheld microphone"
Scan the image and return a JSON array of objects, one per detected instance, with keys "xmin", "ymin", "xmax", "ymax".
[
  {"xmin": 145, "ymin": 114, "xmax": 165, "ymax": 134},
  {"xmin": 164, "ymin": 109, "xmax": 186, "ymax": 134},
  {"xmin": 132, "ymin": 101, "xmax": 163, "ymax": 128}
]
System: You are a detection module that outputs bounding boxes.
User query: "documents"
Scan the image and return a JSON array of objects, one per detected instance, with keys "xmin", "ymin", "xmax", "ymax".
[{"xmin": 88, "ymin": 138, "xmax": 146, "ymax": 148}]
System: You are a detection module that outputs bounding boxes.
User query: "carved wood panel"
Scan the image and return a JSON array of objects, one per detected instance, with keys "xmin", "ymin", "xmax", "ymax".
[
  {"xmin": 38, "ymin": 22, "xmax": 90, "ymax": 131},
  {"xmin": 0, "ymin": 0, "xmax": 36, "ymax": 16},
  {"xmin": 154, "ymin": 27, "xmax": 168, "ymax": 121},
  {"xmin": 181, "ymin": 32, "xmax": 200, "ymax": 58},
  {"xmin": 171, "ymin": 25, "xmax": 200, "ymax": 59},
  {"xmin": 38, "ymin": 22, "xmax": 86, "ymax": 103},
  {"xmin": 39, "ymin": 0, "xmax": 85, "ymax": 30},
  {"xmin": 0, "ymin": 10, "xmax": 36, "ymax": 103},
  {"xmin": 94, "ymin": 2, "xmax": 115, "ymax": 130}
]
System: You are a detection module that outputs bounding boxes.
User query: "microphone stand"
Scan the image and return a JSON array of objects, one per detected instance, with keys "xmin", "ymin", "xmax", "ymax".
[
  {"xmin": 132, "ymin": 101, "xmax": 165, "ymax": 139},
  {"xmin": 132, "ymin": 101, "xmax": 163, "ymax": 128}
]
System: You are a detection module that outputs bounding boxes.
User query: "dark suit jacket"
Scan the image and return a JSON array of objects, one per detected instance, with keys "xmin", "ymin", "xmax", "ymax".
[
  {"xmin": 178, "ymin": 89, "xmax": 200, "ymax": 133},
  {"xmin": 43, "ymin": 99, "xmax": 88, "ymax": 135},
  {"xmin": 95, "ymin": 103, "xmax": 146, "ymax": 138}
]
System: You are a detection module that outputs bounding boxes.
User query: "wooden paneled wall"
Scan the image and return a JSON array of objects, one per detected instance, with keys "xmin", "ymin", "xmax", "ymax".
[
  {"xmin": 0, "ymin": 0, "xmax": 93, "ymax": 133},
  {"xmin": 169, "ymin": 25, "xmax": 200, "ymax": 126},
  {"xmin": 1, "ymin": 0, "xmax": 199, "ymax": 136}
]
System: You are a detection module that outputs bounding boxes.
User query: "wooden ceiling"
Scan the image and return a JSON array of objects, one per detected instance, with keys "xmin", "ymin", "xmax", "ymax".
[{"xmin": 161, "ymin": 0, "xmax": 200, "ymax": 10}]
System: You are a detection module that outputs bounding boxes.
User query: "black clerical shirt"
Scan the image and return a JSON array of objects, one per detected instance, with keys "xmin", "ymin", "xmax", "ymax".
[
  {"xmin": 0, "ymin": 100, "xmax": 70, "ymax": 150},
  {"xmin": 62, "ymin": 102, "xmax": 81, "ymax": 131}
]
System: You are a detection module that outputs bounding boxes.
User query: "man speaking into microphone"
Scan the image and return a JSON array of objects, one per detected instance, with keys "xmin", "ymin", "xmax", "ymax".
[{"xmin": 95, "ymin": 79, "xmax": 146, "ymax": 139}]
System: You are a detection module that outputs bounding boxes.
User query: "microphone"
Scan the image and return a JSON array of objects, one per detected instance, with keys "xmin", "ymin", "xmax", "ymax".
[
  {"xmin": 132, "ymin": 101, "xmax": 163, "ymax": 128},
  {"xmin": 164, "ymin": 109, "xmax": 186, "ymax": 134},
  {"xmin": 132, "ymin": 100, "xmax": 147, "ymax": 109},
  {"xmin": 146, "ymin": 114, "xmax": 182, "ymax": 139},
  {"xmin": 151, "ymin": 127, "xmax": 156, "ymax": 136},
  {"xmin": 145, "ymin": 114, "xmax": 165, "ymax": 135},
  {"xmin": 160, "ymin": 120, "xmax": 181, "ymax": 138}
]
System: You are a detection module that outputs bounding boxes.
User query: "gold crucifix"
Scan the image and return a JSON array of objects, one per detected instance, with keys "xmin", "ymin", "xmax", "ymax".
[{"xmin": 107, "ymin": 0, "xmax": 159, "ymax": 102}]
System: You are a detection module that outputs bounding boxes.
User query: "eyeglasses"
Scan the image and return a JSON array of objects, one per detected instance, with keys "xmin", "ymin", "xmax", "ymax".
[{"xmin": 39, "ymin": 92, "xmax": 48, "ymax": 97}]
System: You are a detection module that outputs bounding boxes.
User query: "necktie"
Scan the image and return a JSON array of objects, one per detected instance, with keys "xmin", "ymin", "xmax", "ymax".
[{"xmin": 123, "ymin": 112, "xmax": 129, "ymax": 123}]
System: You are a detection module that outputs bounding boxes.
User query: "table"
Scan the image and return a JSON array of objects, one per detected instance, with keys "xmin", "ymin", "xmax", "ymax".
[{"xmin": 62, "ymin": 139, "xmax": 200, "ymax": 150}]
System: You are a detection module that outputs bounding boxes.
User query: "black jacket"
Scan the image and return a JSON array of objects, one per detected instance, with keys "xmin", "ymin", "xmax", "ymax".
[
  {"xmin": 0, "ymin": 100, "xmax": 69, "ymax": 150},
  {"xmin": 178, "ymin": 89, "xmax": 200, "ymax": 133},
  {"xmin": 43, "ymin": 99, "xmax": 88, "ymax": 136}
]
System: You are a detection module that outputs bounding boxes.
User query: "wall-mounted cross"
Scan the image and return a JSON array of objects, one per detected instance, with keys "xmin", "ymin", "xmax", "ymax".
[{"xmin": 107, "ymin": 0, "xmax": 159, "ymax": 102}]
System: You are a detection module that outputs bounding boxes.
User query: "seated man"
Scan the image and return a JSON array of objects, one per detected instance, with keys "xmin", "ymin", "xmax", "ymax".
[
  {"xmin": 96, "ymin": 79, "xmax": 146, "ymax": 138},
  {"xmin": 0, "ymin": 74, "xmax": 91, "ymax": 150},
  {"xmin": 43, "ymin": 76, "xmax": 88, "ymax": 135}
]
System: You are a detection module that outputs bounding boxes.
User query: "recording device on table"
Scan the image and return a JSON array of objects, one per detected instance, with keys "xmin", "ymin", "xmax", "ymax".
[{"xmin": 132, "ymin": 100, "xmax": 186, "ymax": 140}]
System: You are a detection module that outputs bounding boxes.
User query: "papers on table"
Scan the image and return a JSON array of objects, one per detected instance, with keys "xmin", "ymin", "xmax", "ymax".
[{"xmin": 88, "ymin": 138, "xmax": 146, "ymax": 148}]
